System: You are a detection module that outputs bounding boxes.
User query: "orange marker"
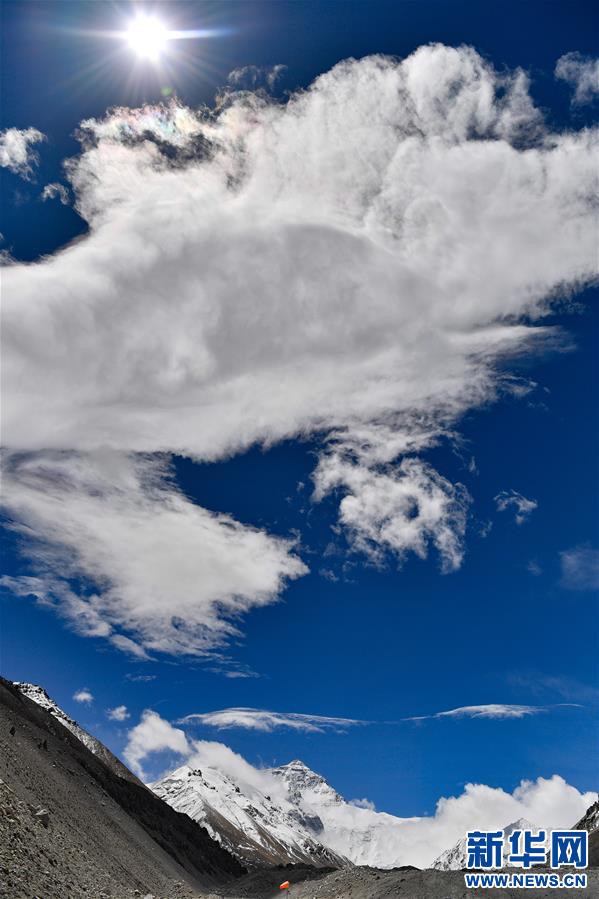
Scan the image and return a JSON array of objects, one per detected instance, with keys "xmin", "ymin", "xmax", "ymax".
[{"xmin": 279, "ymin": 881, "xmax": 291, "ymax": 890}]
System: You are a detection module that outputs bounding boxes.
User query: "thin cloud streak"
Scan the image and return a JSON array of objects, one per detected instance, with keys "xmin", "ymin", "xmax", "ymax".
[
  {"xmin": 179, "ymin": 707, "xmax": 368, "ymax": 733},
  {"xmin": 403, "ymin": 703, "xmax": 582, "ymax": 721}
]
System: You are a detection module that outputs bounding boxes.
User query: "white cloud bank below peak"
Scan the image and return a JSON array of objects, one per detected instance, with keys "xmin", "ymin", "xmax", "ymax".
[
  {"xmin": 2, "ymin": 45, "xmax": 598, "ymax": 654},
  {"xmin": 124, "ymin": 711, "xmax": 596, "ymax": 868}
]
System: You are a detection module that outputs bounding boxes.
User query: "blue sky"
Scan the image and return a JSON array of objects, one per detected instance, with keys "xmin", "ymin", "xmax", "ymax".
[{"xmin": 1, "ymin": 0, "xmax": 597, "ymax": 820}]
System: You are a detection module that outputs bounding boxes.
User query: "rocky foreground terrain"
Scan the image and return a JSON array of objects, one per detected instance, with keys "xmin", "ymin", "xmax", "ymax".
[
  {"xmin": 209, "ymin": 864, "xmax": 599, "ymax": 899},
  {"xmin": 1, "ymin": 675, "xmax": 597, "ymax": 899},
  {"xmin": 0, "ymin": 676, "xmax": 243, "ymax": 898}
]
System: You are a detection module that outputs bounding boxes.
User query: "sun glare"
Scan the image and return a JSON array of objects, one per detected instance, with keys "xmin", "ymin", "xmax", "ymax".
[{"xmin": 126, "ymin": 15, "xmax": 169, "ymax": 61}]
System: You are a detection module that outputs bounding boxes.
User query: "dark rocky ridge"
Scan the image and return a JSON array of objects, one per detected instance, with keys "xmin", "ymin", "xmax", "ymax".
[{"xmin": 0, "ymin": 676, "xmax": 244, "ymax": 898}]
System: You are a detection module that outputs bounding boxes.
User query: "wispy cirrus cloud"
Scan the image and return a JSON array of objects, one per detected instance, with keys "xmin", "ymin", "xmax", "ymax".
[
  {"xmin": 227, "ymin": 63, "xmax": 287, "ymax": 91},
  {"xmin": 179, "ymin": 707, "xmax": 367, "ymax": 733},
  {"xmin": 555, "ymin": 52, "xmax": 599, "ymax": 105},
  {"xmin": 560, "ymin": 546, "xmax": 599, "ymax": 591},
  {"xmin": 403, "ymin": 703, "xmax": 581, "ymax": 721},
  {"xmin": 494, "ymin": 490, "xmax": 538, "ymax": 525},
  {"xmin": 508, "ymin": 672, "xmax": 599, "ymax": 705},
  {"xmin": 40, "ymin": 182, "xmax": 70, "ymax": 205},
  {"xmin": 0, "ymin": 127, "xmax": 45, "ymax": 178}
]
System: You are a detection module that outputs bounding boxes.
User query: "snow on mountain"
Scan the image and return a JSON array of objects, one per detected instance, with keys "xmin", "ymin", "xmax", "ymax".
[
  {"xmin": 270, "ymin": 759, "xmax": 420, "ymax": 868},
  {"xmin": 150, "ymin": 761, "xmax": 346, "ymax": 868},
  {"xmin": 431, "ymin": 818, "xmax": 546, "ymax": 870},
  {"xmin": 152, "ymin": 756, "xmax": 425, "ymax": 870},
  {"xmin": 13, "ymin": 682, "xmax": 139, "ymax": 784}
]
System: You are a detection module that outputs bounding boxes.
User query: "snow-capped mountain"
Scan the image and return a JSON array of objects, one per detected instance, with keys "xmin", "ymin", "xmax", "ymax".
[
  {"xmin": 432, "ymin": 818, "xmax": 546, "ymax": 870},
  {"xmin": 150, "ymin": 761, "xmax": 347, "ymax": 868},
  {"xmin": 270, "ymin": 759, "xmax": 420, "ymax": 868},
  {"xmin": 13, "ymin": 682, "xmax": 140, "ymax": 784},
  {"xmin": 575, "ymin": 800, "xmax": 599, "ymax": 834},
  {"xmin": 152, "ymin": 757, "xmax": 427, "ymax": 870}
]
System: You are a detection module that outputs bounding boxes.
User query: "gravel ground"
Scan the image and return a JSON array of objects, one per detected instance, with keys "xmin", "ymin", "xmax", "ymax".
[
  {"xmin": 0, "ymin": 678, "xmax": 242, "ymax": 899},
  {"xmin": 211, "ymin": 864, "xmax": 599, "ymax": 899}
]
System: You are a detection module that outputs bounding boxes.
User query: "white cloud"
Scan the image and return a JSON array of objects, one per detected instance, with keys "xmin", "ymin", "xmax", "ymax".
[
  {"xmin": 180, "ymin": 707, "xmax": 366, "ymax": 733},
  {"xmin": 106, "ymin": 705, "xmax": 130, "ymax": 721},
  {"xmin": 2, "ymin": 46, "xmax": 597, "ymax": 652},
  {"xmin": 124, "ymin": 709, "xmax": 190, "ymax": 777},
  {"xmin": 314, "ymin": 455, "xmax": 470, "ymax": 572},
  {"xmin": 560, "ymin": 546, "xmax": 599, "ymax": 591},
  {"xmin": 494, "ymin": 490, "xmax": 538, "ymax": 525},
  {"xmin": 350, "ymin": 797, "xmax": 377, "ymax": 811},
  {"xmin": 0, "ymin": 127, "xmax": 45, "ymax": 177},
  {"xmin": 399, "ymin": 774, "xmax": 596, "ymax": 867},
  {"xmin": 221, "ymin": 669, "xmax": 260, "ymax": 680},
  {"xmin": 41, "ymin": 182, "xmax": 70, "ymax": 205},
  {"xmin": 186, "ymin": 740, "xmax": 290, "ymax": 802},
  {"xmin": 404, "ymin": 703, "xmax": 576, "ymax": 721},
  {"xmin": 73, "ymin": 688, "xmax": 94, "ymax": 704},
  {"xmin": 131, "ymin": 712, "xmax": 596, "ymax": 867},
  {"xmin": 227, "ymin": 64, "xmax": 287, "ymax": 90},
  {"xmin": 556, "ymin": 53, "xmax": 599, "ymax": 105},
  {"xmin": 0, "ymin": 452, "xmax": 305, "ymax": 657}
]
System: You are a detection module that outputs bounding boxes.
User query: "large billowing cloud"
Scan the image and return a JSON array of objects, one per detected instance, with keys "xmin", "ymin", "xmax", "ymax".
[{"xmin": 2, "ymin": 45, "xmax": 597, "ymax": 655}]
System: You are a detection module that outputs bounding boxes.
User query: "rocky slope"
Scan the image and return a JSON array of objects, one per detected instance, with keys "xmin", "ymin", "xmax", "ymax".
[
  {"xmin": 575, "ymin": 799, "xmax": 599, "ymax": 834},
  {"xmin": 0, "ymin": 676, "xmax": 244, "ymax": 898},
  {"xmin": 13, "ymin": 681, "xmax": 141, "ymax": 784},
  {"xmin": 575, "ymin": 800, "xmax": 599, "ymax": 867}
]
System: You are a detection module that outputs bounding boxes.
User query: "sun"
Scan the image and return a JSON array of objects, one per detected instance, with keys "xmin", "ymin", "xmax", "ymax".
[{"xmin": 126, "ymin": 15, "xmax": 169, "ymax": 61}]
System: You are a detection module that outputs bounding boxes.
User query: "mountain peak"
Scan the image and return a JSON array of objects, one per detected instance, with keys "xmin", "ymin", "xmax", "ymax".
[
  {"xmin": 13, "ymin": 680, "xmax": 140, "ymax": 784},
  {"xmin": 281, "ymin": 759, "xmax": 313, "ymax": 771}
]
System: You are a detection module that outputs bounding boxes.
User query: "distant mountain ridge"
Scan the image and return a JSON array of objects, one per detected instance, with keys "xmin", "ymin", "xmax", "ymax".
[
  {"xmin": 431, "ymin": 818, "xmax": 545, "ymax": 870},
  {"xmin": 152, "ymin": 756, "xmax": 420, "ymax": 869},
  {"xmin": 17, "ymin": 679, "xmax": 599, "ymax": 872},
  {"xmin": 575, "ymin": 799, "xmax": 599, "ymax": 835}
]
